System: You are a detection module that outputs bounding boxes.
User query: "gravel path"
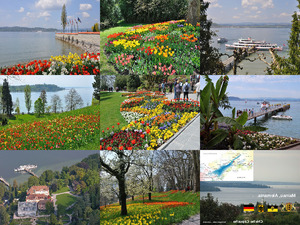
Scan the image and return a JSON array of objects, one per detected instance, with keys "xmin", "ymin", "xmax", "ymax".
[{"xmin": 176, "ymin": 214, "xmax": 200, "ymax": 225}]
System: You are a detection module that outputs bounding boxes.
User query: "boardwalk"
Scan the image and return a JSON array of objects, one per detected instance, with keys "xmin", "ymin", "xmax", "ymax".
[
  {"xmin": 239, "ymin": 104, "xmax": 290, "ymax": 123},
  {"xmin": 24, "ymin": 169, "xmax": 38, "ymax": 177},
  {"xmin": 0, "ymin": 177, "xmax": 9, "ymax": 186}
]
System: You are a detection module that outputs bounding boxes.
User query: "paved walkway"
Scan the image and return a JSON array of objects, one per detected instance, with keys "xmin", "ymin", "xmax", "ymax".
[
  {"xmin": 177, "ymin": 214, "xmax": 200, "ymax": 225},
  {"xmin": 165, "ymin": 93, "xmax": 198, "ymax": 101},
  {"xmin": 158, "ymin": 93, "xmax": 200, "ymax": 150}
]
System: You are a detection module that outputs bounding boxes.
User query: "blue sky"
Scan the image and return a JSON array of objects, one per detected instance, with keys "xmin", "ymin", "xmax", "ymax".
[
  {"xmin": 201, "ymin": 76, "xmax": 300, "ymax": 98},
  {"xmin": 0, "ymin": 75, "xmax": 95, "ymax": 87},
  {"xmin": 0, "ymin": 0, "xmax": 100, "ymax": 29},
  {"xmin": 207, "ymin": 0, "xmax": 299, "ymax": 24}
]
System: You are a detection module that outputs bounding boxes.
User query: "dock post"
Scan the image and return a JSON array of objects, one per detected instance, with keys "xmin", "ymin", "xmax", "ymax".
[{"xmin": 254, "ymin": 117, "xmax": 256, "ymax": 123}]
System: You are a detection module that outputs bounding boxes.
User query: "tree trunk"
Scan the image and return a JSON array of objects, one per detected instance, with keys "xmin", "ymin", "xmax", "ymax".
[
  {"xmin": 187, "ymin": 0, "xmax": 200, "ymax": 25},
  {"xmin": 192, "ymin": 151, "xmax": 200, "ymax": 192},
  {"xmin": 118, "ymin": 175, "xmax": 127, "ymax": 215},
  {"xmin": 132, "ymin": 195, "xmax": 134, "ymax": 201},
  {"xmin": 148, "ymin": 192, "xmax": 151, "ymax": 201}
]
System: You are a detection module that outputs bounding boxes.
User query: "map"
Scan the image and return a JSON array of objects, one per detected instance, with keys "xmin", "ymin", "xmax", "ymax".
[{"xmin": 200, "ymin": 150, "xmax": 254, "ymax": 181}]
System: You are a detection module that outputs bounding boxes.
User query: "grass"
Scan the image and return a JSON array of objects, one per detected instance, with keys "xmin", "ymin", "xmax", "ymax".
[
  {"xmin": 100, "ymin": 22, "xmax": 145, "ymax": 75},
  {"xmin": 100, "ymin": 190, "xmax": 200, "ymax": 225},
  {"xmin": 100, "ymin": 92, "xmax": 127, "ymax": 136},
  {"xmin": 53, "ymin": 186, "xmax": 70, "ymax": 194},
  {"xmin": 0, "ymin": 104, "xmax": 100, "ymax": 150},
  {"xmin": 56, "ymin": 194, "xmax": 78, "ymax": 209}
]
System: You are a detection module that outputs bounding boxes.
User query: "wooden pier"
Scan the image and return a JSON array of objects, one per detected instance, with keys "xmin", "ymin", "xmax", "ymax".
[
  {"xmin": 0, "ymin": 177, "xmax": 10, "ymax": 187},
  {"xmin": 245, "ymin": 104, "xmax": 290, "ymax": 123},
  {"xmin": 24, "ymin": 169, "xmax": 38, "ymax": 177}
]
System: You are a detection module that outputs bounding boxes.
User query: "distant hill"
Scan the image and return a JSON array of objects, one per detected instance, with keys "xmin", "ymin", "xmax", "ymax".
[
  {"xmin": 9, "ymin": 84, "xmax": 65, "ymax": 92},
  {"xmin": 0, "ymin": 26, "xmax": 58, "ymax": 32},
  {"xmin": 201, "ymin": 181, "xmax": 270, "ymax": 191},
  {"xmin": 212, "ymin": 22, "xmax": 292, "ymax": 28},
  {"xmin": 229, "ymin": 96, "xmax": 300, "ymax": 102}
]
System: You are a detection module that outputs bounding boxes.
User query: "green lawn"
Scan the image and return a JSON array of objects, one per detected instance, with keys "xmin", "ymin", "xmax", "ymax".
[
  {"xmin": 100, "ymin": 92, "xmax": 127, "ymax": 137},
  {"xmin": 56, "ymin": 194, "xmax": 78, "ymax": 209},
  {"xmin": 53, "ymin": 186, "xmax": 70, "ymax": 194},
  {"xmin": 100, "ymin": 22, "xmax": 145, "ymax": 75},
  {"xmin": 0, "ymin": 104, "xmax": 100, "ymax": 150}
]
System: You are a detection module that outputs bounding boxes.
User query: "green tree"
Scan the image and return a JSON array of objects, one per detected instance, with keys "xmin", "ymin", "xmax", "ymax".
[
  {"xmin": 267, "ymin": 1, "xmax": 300, "ymax": 74},
  {"xmin": 61, "ymin": 4, "xmax": 67, "ymax": 32},
  {"xmin": 24, "ymin": 85, "xmax": 32, "ymax": 114},
  {"xmin": 0, "ymin": 206, "xmax": 9, "ymax": 225},
  {"xmin": 100, "ymin": 0, "xmax": 122, "ymax": 29},
  {"xmin": 34, "ymin": 98, "xmax": 43, "ymax": 118},
  {"xmin": 46, "ymin": 201, "xmax": 55, "ymax": 215},
  {"xmin": 50, "ymin": 213, "xmax": 57, "ymax": 225},
  {"xmin": 91, "ymin": 23, "xmax": 100, "ymax": 32},
  {"xmin": 40, "ymin": 90, "xmax": 47, "ymax": 114},
  {"xmin": 28, "ymin": 176, "xmax": 40, "ymax": 187},
  {"xmin": 114, "ymin": 75, "xmax": 127, "ymax": 90},
  {"xmin": 127, "ymin": 74, "xmax": 141, "ymax": 92},
  {"xmin": 93, "ymin": 75, "xmax": 100, "ymax": 100},
  {"xmin": 57, "ymin": 204, "xmax": 66, "ymax": 219},
  {"xmin": 200, "ymin": 1, "xmax": 223, "ymax": 74},
  {"xmin": 1, "ymin": 79, "xmax": 13, "ymax": 116}
]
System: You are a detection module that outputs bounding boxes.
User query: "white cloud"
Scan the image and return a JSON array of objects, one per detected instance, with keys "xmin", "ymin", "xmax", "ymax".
[
  {"xmin": 229, "ymin": 75, "xmax": 294, "ymax": 84},
  {"xmin": 234, "ymin": 7, "xmax": 238, "ymax": 10},
  {"xmin": 80, "ymin": 4, "xmax": 92, "ymax": 11},
  {"xmin": 82, "ymin": 12, "xmax": 90, "ymax": 18},
  {"xmin": 248, "ymin": 15, "xmax": 259, "ymax": 19},
  {"xmin": 211, "ymin": 3, "xmax": 222, "ymax": 8},
  {"xmin": 18, "ymin": 7, "xmax": 25, "ymax": 13},
  {"xmin": 241, "ymin": 0, "xmax": 274, "ymax": 9},
  {"xmin": 251, "ymin": 6, "xmax": 258, "ymax": 10},
  {"xmin": 279, "ymin": 12, "xmax": 291, "ymax": 17},
  {"xmin": 257, "ymin": 11, "xmax": 262, "ymax": 14},
  {"xmin": 35, "ymin": 0, "xmax": 70, "ymax": 10},
  {"xmin": 38, "ymin": 11, "xmax": 50, "ymax": 17},
  {"xmin": 233, "ymin": 16, "xmax": 240, "ymax": 19}
]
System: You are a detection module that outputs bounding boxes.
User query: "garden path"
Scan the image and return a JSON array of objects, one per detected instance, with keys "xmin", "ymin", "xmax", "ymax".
[
  {"xmin": 158, "ymin": 93, "xmax": 200, "ymax": 150},
  {"xmin": 176, "ymin": 214, "xmax": 200, "ymax": 225}
]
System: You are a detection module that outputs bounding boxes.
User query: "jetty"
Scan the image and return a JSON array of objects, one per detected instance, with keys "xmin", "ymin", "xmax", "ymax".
[
  {"xmin": 23, "ymin": 169, "xmax": 38, "ymax": 178},
  {"xmin": 14, "ymin": 165, "xmax": 38, "ymax": 177},
  {"xmin": 0, "ymin": 177, "xmax": 10, "ymax": 187},
  {"xmin": 246, "ymin": 104, "xmax": 290, "ymax": 123}
]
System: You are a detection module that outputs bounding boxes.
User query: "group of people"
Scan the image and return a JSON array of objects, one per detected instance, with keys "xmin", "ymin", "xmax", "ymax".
[
  {"xmin": 171, "ymin": 78, "xmax": 200, "ymax": 101},
  {"xmin": 237, "ymin": 108, "xmax": 255, "ymax": 117}
]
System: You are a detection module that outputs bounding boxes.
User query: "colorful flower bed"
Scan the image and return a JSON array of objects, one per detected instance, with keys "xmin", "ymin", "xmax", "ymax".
[
  {"xmin": 0, "ymin": 52, "xmax": 100, "ymax": 75},
  {"xmin": 104, "ymin": 20, "xmax": 200, "ymax": 75},
  {"xmin": 236, "ymin": 130, "xmax": 297, "ymax": 150},
  {"xmin": 0, "ymin": 113, "xmax": 100, "ymax": 150},
  {"xmin": 100, "ymin": 191, "xmax": 199, "ymax": 225},
  {"xmin": 100, "ymin": 91, "xmax": 199, "ymax": 150}
]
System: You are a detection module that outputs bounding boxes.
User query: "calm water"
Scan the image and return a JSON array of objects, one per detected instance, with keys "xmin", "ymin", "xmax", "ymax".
[
  {"xmin": 221, "ymin": 100, "xmax": 300, "ymax": 139},
  {"xmin": 212, "ymin": 28, "xmax": 290, "ymax": 74},
  {"xmin": 0, "ymin": 151, "xmax": 97, "ymax": 184},
  {"xmin": 12, "ymin": 87, "xmax": 94, "ymax": 113},
  {"xmin": 201, "ymin": 185, "xmax": 300, "ymax": 205},
  {"xmin": 0, "ymin": 32, "xmax": 84, "ymax": 67}
]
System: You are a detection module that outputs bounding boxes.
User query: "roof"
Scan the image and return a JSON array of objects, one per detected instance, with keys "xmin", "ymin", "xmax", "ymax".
[{"xmin": 27, "ymin": 186, "xmax": 49, "ymax": 195}]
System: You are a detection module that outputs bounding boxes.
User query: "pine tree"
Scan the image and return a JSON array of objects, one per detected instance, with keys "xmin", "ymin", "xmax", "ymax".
[
  {"xmin": 200, "ymin": 0, "xmax": 224, "ymax": 74},
  {"xmin": 1, "ymin": 79, "xmax": 13, "ymax": 116},
  {"xmin": 24, "ymin": 85, "xmax": 32, "ymax": 114},
  {"xmin": 40, "ymin": 90, "xmax": 47, "ymax": 114}
]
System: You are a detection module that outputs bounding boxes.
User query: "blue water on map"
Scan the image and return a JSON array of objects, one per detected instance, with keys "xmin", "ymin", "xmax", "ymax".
[{"xmin": 213, "ymin": 154, "xmax": 241, "ymax": 177}]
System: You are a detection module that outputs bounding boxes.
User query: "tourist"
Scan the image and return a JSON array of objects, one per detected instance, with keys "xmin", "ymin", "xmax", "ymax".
[
  {"xmin": 173, "ymin": 78, "xmax": 178, "ymax": 99},
  {"xmin": 182, "ymin": 79, "xmax": 190, "ymax": 101},
  {"xmin": 195, "ymin": 80, "xmax": 200, "ymax": 102},
  {"xmin": 175, "ymin": 80, "xmax": 182, "ymax": 100}
]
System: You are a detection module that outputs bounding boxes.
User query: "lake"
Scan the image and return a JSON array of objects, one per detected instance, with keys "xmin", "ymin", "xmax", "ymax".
[
  {"xmin": 11, "ymin": 87, "xmax": 94, "ymax": 113},
  {"xmin": 221, "ymin": 100, "xmax": 300, "ymax": 139},
  {"xmin": 212, "ymin": 27, "xmax": 290, "ymax": 74},
  {"xmin": 0, "ymin": 32, "xmax": 84, "ymax": 67},
  {"xmin": 200, "ymin": 185, "xmax": 300, "ymax": 205},
  {"xmin": 0, "ymin": 151, "xmax": 97, "ymax": 184}
]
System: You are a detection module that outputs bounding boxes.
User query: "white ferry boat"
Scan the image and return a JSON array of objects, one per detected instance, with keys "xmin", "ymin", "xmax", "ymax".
[
  {"xmin": 225, "ymin": 37, "xmax": 283, "ymax": 51},
  {"xmin": 217, "ymin": 37, "xmax": 228, "ymax": 43},
  {"xmin": 272, "ymin": 115, "xmax": 292, "ymax": 120},
  {"xmin": 14, "ymin": 164, "xmax": 37, "ymax": 172}
]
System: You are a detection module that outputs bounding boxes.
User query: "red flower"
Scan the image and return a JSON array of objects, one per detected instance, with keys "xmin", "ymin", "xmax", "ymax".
[
  {"xmin": 131, "ymin": 139, "xmax": 136, "ymax": 145},
  {"xmin": 119, "ymin": 146, "xmax": 124, "ymax": 150},
  {"xmin": 112, "ymin": 126, "xmax": 114, "ymax": 128},
  {"xmin": 146, "ymin": 123, "xmax": 149, "ymax": 126},
  {"xmin": 107, "ymin": 127, "xmax": 109, "ymax": 130},
  {"xmin": 128, "ymin": 147, "xmax": 132, "ymax": 150},
  {"xmin": 146, "ymin": 129, "xmax": 150, "ymax": 134},
  {"xmin": 117, "ymin": 122, "xmax": 120, "ymax": 125},
  {"xmin": 107, "ymin": 147, "xmax": 112, "ymax": 150},
  {"xmin": 141, "ymin": 134, "xmax": 145, "ymax": 139}
]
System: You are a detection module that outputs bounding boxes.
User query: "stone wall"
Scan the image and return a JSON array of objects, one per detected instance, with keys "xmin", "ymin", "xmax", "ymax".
[{"xmin": 55, "ymin": 33, "xmax": 100, "ymax": 53}]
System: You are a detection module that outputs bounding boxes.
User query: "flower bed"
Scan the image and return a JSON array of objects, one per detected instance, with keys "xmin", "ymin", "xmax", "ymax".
[
  {"xmin": 104, "ymin": 20, "xmax": 200, "ymax": 75},
  {"xmin": 100, "ymin": 92, "xmax": 199, "ymax": 150},
  {"xmin": 0, "ymin": 113, "xmax": 100, "ymax": 150},
  {"xmin": 0, "ymin": 52, "xmax": 100, "ymax": 75},
  {"xmin": 237, "ymin": 131, "xmax": 297, "ymax": 150}
]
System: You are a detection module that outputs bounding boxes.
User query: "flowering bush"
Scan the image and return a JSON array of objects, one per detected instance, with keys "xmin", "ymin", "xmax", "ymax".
[
  {"xmin": 0, "ymin": 52, "xmax": 100, "ymax": 75},
  {"xmin": 104, "ymin": 20, "xmax": 200, "ymax": 75},
  {"xmin": 100, "ymin": 92, "xmax": 200, "ymax": 150}
]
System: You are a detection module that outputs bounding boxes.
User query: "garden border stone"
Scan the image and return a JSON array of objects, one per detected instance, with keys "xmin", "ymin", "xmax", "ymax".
[{"xmin": 158, "ymin": 113, "xmax": 200, "ymax": 150}]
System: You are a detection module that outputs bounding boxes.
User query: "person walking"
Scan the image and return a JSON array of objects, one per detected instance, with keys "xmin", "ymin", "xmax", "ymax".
[
  {"xmin": 182, "ymin": 79, "xmax": 190, "ymax": 101},
  {"xmin": 195, "ymin": 80, "xmax": 200, "ymax": 102},
  {"xmin": 175, "ymin": 80, "xmax": 182, "ymax": 100},
  {"xmin": 173, "ymin": 78, "xmax": 178, "ymax": 99}
]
